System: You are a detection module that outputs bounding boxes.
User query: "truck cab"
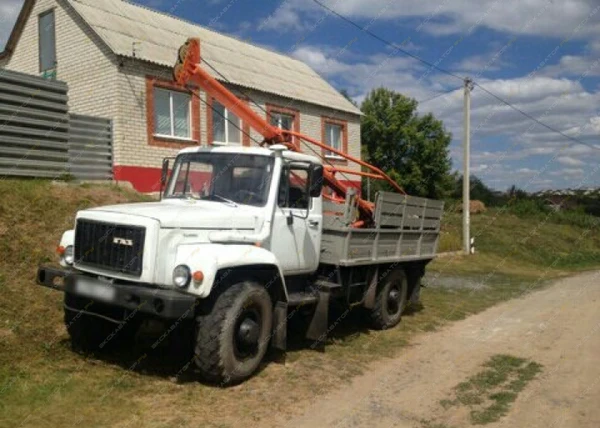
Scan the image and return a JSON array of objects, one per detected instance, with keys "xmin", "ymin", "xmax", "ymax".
[{"xmin": 38, "ymin": 145, "xmax": 329, "ymax": 383}]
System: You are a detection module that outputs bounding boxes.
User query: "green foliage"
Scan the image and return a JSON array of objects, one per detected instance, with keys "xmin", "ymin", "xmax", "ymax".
[
  {"xmin": 438, "ymin": 354, "xmax": 543, "ymax": 425},
  {"xmin": 506, "ymin": 199, "xmax": 548, "ymax": 216},
  {"xmin": 361, "ymin": 87, "xmax": 454, "ymax": 199},
  {"xmin": 452, "ymin": 174, "xmax": 509, "ymax": 207},
  {"xmin": 339, "ymin": 89, "xmax": 358, "ymax": 107}
]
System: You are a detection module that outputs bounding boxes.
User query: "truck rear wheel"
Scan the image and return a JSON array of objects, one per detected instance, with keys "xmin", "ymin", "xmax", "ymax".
[
  {"xmin": 194, "ymin": 281, "xmax": 273, "ymax": 385},
  {"xmin": 370, "ymin": 268, "xmax": 408, "ymax": 330}
]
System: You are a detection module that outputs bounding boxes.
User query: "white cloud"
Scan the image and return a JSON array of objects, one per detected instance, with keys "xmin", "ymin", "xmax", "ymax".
[
  {"xmin": 557, "ymin": 156, "xmax": 586, "ymax": 166},
  {"xmin": 0, "ymin": 0, "xmax": 23, "ymax": 51},
  {"xmin": 260, "ymin": 0, "xmax": 600, "ymax": 38},
  {"xmin": 542, "ymin": 54, "xmax": 600, "ymax": 77},
  {"xmin": 453, "ymin": 53, "xmax": 509, "ymax": 74},
  {"xmin": 258, "ymin": 2, "xmax": 305, "ymax": 32}
]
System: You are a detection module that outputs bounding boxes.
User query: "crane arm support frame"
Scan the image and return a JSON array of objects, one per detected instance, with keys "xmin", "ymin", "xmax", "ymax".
[{"xmin": 173, "ymin": 38, "xmax": 405, "ymax": 226}]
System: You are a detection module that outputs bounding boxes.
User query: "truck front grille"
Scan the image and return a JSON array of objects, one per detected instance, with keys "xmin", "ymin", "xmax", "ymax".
[{"xmin": 74, "ymin": 219, "xmax": 146, "ymax": 277}]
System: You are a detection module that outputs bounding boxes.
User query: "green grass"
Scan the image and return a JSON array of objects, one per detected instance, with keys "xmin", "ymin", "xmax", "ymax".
[
  {"xmin": 436, "ymin": 207, "xmax": 600, "ymax": 276},
  {"xmin": 435, "ymin": 354, "xmax": 543, "ymax": 426},
  {"xmin": 0, "ymin": 180, "xmax": 597, "ymax": 427}
]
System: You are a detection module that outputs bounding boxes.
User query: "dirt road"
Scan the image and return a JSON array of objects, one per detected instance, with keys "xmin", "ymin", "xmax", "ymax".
[{"xmin": 279, "ymin": 271, "xmax": 600, "ymax": 428}]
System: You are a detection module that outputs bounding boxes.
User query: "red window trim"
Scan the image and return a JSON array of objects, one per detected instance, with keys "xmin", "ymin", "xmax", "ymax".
[
  {"xmin": 321, "ymin": 116, "xmax": 349, "ymax": 164},
  {"xmin": 266, "ymin": 103, "xmax": 300, "ymax": 146},
  {"xmin": 146, "ymin": 76, "xmax": 200, "ymax": 149},
  {"xmin": 206, "ymin": 95, "xmax": 251, "ymax": 147}
]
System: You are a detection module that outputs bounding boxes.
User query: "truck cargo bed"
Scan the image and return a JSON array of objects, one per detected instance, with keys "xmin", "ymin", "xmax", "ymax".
[{"xmin": 320, "ymin": 192, "xmax": 444, "ymax": 266}]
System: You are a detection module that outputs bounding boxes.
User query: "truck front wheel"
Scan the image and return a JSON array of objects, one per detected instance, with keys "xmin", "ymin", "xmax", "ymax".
[
  {"xmin": 194, "ymin": 281, "xmax": 273, "ymax": 385},
  {"xmin": 370, "ymin": 268, "xmax": 408, "ymax": 330}
]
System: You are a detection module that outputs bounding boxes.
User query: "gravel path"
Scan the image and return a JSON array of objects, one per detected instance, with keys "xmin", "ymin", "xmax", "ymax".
[{"xmin": 280, "ymin": 271, "xmax": 600, "ymax": 428}]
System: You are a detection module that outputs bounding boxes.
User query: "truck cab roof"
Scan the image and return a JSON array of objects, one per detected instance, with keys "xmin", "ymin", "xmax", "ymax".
[{"xmin": 176, "ymin": 145, "xmax": 322, "ymax": 165}]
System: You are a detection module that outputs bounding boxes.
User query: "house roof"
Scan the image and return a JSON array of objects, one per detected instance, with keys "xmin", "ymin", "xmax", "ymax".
[{"xmin": 1, "ymin": 0, "xmax": 361, "ymax": 116}]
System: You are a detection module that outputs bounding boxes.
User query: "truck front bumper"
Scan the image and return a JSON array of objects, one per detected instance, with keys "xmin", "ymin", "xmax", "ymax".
[{"xmin": 37, "ymin": 266, "xmax": 197, "ymax": 320}]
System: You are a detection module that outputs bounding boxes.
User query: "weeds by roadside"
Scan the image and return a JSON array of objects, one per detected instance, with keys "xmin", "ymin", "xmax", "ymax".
[{"xmin": 436, "ymin": 354, "xmax": 543, "ymax": 425}]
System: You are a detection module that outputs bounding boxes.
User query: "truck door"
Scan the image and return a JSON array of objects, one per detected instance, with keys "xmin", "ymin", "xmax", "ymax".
[{"xmin": 271, "ymin": 163, "xmax": 322, "ymax": 274}]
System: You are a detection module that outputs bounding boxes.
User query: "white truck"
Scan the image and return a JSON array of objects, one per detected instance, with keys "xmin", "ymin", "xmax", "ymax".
[
  {"xmin": 37, "ymin": 38, "xmax": 444, "ymax": 384},
  {"xmin": 37, "ymin": 144, "xmax": 444, "ymax": 384}
]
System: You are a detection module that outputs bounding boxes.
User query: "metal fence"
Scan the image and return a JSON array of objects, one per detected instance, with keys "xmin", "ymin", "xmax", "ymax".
[
  {"xmin": 0, "ymin": 69, "xmax": 113, "ymax": 180},
  {"xmin": 0, "ymin": 69, "xmax": 70, "ymax": 178},
  {"xmin": 68, "ymin": 114, "xmax": 113, "ymax": 180}
]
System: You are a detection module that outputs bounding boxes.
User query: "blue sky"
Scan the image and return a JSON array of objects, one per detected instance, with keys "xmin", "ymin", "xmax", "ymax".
[{"xmin": 2, "ymin": 0, "xmax": 600, "ymax": 191}]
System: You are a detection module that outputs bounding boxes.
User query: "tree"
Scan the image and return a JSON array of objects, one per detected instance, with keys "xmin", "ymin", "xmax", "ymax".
[
  {"xmin": 361, "ymin": 88, "xmax": 453, "ymax": 199},
  {"xmin": 339, "ymin": 89, "xmax": 359, "ymax": 107},
  {"xmin": 452, "ymin": 174, "xmax": 503, "ymax": 206}
]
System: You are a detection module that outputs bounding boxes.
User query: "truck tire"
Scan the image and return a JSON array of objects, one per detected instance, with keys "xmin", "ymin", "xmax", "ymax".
[
  {"xmin": 370, "ymin": 268, "xmax": 408, "ymax": 330},
  {"xmin": 194, "ymin": 281, "xmax": 273, "ymax": 385}
]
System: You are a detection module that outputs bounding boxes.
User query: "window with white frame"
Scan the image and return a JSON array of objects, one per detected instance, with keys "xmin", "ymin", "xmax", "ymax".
[
  {"xmin": 270, "ymin": 112, "xmax": 294, "ymax": 131},
  {"xmin": 324, "ymin": 122, "xmax": 344, "ymax": 156},
  {"xmin": 212, "ymin": 100, "xmax": 241, "ymax": 145},
  {"xmin": 154, "ymin": 88, "xmax": 191, "ymax": 139}
]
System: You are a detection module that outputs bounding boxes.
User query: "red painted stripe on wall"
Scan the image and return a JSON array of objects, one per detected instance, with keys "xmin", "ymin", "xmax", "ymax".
[{"xmin": 114, "ymin": 165, "xmax": 164, "ymax": 193}]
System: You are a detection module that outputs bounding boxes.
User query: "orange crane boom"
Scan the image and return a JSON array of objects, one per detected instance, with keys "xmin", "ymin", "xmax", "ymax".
[{"xmin": 173, "ymin": 38, "xmax": 405, "ymax": 226}]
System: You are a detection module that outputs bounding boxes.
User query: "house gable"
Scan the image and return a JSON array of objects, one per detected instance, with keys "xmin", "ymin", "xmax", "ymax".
[{"xmin": 2, "ymin": 0, "xmax": 119, "ymax": 120}]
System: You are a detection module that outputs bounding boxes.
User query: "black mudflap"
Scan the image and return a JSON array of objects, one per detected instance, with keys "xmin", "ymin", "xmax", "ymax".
[
  {"xmin": 272, "ymin": 301, "xmax": 288, "ymax": 351},
  {"xmin": 305, "ymin": 289, "xmax": 330, "ymax": 345}
]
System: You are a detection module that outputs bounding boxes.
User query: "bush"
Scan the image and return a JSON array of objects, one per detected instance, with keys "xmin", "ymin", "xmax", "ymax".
[{"xmin": 506, "ymin": 199, "xmax": 548, "ymax": 217}]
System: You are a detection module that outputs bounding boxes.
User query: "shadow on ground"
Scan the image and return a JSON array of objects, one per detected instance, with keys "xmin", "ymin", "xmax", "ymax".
[{"xmin": 70, "ymin": 300, "xmax": 425, "ymax": 386}]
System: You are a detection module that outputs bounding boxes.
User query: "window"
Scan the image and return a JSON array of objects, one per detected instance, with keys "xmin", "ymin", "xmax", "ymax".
[
  {"xmin": 325, "ymin": 123, "xmax": 343, "ymax": 153},
  {"xmin": 278, "ymin": 166, "xmax": 309, "ymax": 210},
  {"xmin": 39, "ymin": 10, "xmax": 56, "ymax": 73},
  {"xmin": 270, "ymin": 112, "xmax": 294, "ymax": 131},
  {"xmin": 211, "ymin": 100, "xmax": 241, "ymax": 145},
  {"xmin": 154, "ymin": 88, "xmax": 191, "ymax": 139},
  {"xmin": 322, "ymin": 118, "xmax": 348, "ymax": 159},
  {"xmin": 267, "ymin": 104, "xmax": 299, "ymax": 145},
  {"xmin": 166, "ymin": 153, "xmax": 274, "ymax": 207}
]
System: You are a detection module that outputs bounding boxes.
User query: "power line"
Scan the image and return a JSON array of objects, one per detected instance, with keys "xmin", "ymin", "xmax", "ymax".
[
  {"xmin": 202, "ymin": 58, "xmax": 270, "ymax": 117},
  {"xmin": 474, "ymin": 82, "xmax": 600, "ymax": 151},
  {"xmin": 311, "ymin": 0, "xmax": 600, "ymax": 152},
  {"xmin": 199, "ymin": 58, "xmax": 359, "ymax": 186},
  {"xmin": 310, "ymin": 0, "xmax": 465, "ymax": 82},
  {"xmin": 192, "ymin": 92, "xmax": 262, "ymax": 146},
  {"xmin": 417, "ymin": 86, "xmax": 462, "ymax": 104}
]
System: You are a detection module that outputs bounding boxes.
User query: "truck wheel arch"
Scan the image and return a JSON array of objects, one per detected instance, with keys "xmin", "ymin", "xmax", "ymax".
[{"xmin": 212, "ymin": 264, "xmax": 287, "ymax": 304}]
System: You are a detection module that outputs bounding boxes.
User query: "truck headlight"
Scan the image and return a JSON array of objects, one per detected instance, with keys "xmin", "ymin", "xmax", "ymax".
[
  {"xmin": 173, "ymin": 265, "xmax": 191, "ymax": 288},
  {"xmin": 64, "ymin": 246, "xmax": 74, "ymax": 265}
]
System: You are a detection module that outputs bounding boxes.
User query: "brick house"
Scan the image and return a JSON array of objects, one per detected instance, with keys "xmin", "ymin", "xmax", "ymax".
[{"xmin": 0, "ymin": 0, "xmax": 362, "ymax": 192}]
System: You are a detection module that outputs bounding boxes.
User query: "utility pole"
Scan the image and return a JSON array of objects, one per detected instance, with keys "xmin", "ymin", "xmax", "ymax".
[{"xmin": 463, "ymin": 77, "xmax": 474, "ymax": 255}]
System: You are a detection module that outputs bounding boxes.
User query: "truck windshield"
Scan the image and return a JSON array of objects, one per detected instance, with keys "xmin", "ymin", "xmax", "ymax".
[{"xmin": 165, "ymin": 153, "xmax": 274, "ymax": 207}]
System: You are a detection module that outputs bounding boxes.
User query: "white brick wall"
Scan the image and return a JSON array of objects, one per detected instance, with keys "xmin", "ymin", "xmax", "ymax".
[
  {"xmin": 5, "ymin": 0, "xmax": 119, "ymax": 120},
  {"xmin": 116, "ymin": 61, "xmax": 363, "ymax": 176},
  {"xmin": 3, "ymin": 0, "xmax": 362, "ymax": 183}
]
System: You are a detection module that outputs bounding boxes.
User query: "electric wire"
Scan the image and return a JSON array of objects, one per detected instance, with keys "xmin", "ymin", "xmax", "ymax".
[
  {"xmin": 417, "ymin": 87, "xmax": 462, "ymax": 104},
  {"xmin": 311, "ymin": 0, "xmax": 600, "ymax": 152},
  {"xmin": 474, "ymin": 82, "xmax": 600, "ymax": 151},
  {"xmin": 198, "ymin": 59, "xmax": 359, "ymax": 187},
  {"xmin": 192, "ymin": 92, "xmax": 262, "ymax": 146}
]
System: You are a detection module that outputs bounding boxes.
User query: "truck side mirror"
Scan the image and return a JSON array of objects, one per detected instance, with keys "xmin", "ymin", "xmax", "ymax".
[
  {"xmin": 161, "ymin": 158, "xmax": 170, "ymax": 198},
  {"xmin": 309, "ymin": 164, "xmax": 324, "ymax": 198}
]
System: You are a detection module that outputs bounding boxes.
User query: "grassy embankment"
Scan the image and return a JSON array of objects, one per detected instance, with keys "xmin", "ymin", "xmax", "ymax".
[{"xmin": 0, "ymin": 180, "xmax": 598, "ymax": 427}]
